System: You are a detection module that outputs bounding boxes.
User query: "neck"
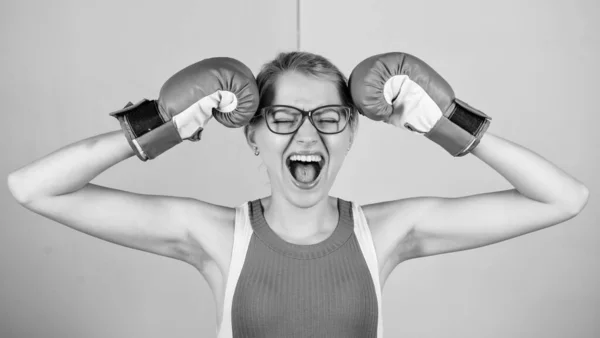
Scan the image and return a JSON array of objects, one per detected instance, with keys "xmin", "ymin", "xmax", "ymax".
[{"xmin": 261, "ymin": 194, "xmax": 338, "ymax": 239}]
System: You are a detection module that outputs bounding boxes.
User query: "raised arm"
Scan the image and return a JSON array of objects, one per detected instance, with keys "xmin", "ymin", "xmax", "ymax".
[
  {"xmin": 7, "ymin": 130, "xmax": 233, "ymax": 266},
  {"xmin": 7, "ymin": 57, "xmax": 260, "ymax": 270},
  {"xmin": 350, "ymin": 52, "xmax": 589, "ymax": 265},
  {"xmin": 364, "ymin": 132, "xmax": 588, "ymax": 263}
]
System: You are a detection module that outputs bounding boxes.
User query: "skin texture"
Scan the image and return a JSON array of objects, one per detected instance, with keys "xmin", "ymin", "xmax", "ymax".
[{"xmin": 246, "ymin": 71, "xmax": 353, "ymax": 241}]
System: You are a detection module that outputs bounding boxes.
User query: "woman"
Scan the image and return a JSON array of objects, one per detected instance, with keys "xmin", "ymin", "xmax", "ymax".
[{"xmin": 7, "ymin": 51, "xmax": 589, "ymax": 337}]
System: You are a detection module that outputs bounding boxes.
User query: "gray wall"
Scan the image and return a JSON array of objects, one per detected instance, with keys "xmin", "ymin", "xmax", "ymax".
[{"xmin": 1, "ymin": 0, "xmax": 598, "ymax": 337}]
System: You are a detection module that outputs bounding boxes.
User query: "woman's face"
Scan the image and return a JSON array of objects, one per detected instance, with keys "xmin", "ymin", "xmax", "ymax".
[{"xmin": 250, "ymin": 71, "xmax": 353, "ymax": 208}]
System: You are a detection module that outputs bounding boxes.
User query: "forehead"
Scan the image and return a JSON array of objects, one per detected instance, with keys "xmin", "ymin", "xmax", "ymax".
[{"xmin": 272, "ymin": 71, "xmax": 341, "ymax": 108}]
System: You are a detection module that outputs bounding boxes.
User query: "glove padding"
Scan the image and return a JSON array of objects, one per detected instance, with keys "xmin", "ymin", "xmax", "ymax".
[
  {"xmin": 349, "ymin": 52, "xmax": 491, "ymax": 157},
  {"xmin": 110, "ymin": 57, "xmax": 259, "ymax": 161}
]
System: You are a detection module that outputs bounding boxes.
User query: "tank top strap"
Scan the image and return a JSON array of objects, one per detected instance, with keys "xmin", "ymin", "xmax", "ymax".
[
  {"xmin": 351, "ymin": 202, "xmax": 384, "ymax": 338},
  {"xmin": 217, "ymin": 202, "xmax": 254, "ymax": 338}
]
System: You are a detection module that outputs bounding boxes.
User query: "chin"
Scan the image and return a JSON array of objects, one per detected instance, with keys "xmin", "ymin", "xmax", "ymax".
[
  {"xmin": 281, "ymin": 170, "xmax": 337, "ymax": 209},
  {"xmin": 284, "ymin": 189, "xmax": 329, "ymax": 209}
]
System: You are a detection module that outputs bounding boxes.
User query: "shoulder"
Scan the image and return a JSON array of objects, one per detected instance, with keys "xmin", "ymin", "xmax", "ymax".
[
  {"xmin": 172, "ymin": 198, "xmax": 239, "ymax": 268},
  {"xmin": 357, "ymin": 197, "xmax": 439, "ymax": 261}
]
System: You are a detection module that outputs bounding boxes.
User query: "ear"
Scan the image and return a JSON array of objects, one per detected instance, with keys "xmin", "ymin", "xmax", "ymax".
[
  {"xmin": 347, "ymin": 113, "xmax": 359, "ymax": 151},
  {"xmin": 245, "ymin": 124, "xmax": 259, "ymax": 151}
]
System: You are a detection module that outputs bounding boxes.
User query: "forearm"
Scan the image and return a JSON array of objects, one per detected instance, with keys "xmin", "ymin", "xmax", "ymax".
[
  {"xmin": 7, "ymin": 130, "xmax": 134, "ymax": 203},
  {"xmin": 470, "ymin": 132, "xmax": 589, "ymax": 212}
]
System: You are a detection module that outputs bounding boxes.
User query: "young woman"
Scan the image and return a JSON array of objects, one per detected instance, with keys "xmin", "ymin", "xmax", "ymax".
[{"xmin": 7, "ymin": 51, "xmax": 589, "ymax": 338}]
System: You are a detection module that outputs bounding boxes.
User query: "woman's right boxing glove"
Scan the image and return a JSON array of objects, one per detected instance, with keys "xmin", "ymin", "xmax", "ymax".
[{"xmin": 110, "ymin": 57, "xmax": 259, "ymax": 161}]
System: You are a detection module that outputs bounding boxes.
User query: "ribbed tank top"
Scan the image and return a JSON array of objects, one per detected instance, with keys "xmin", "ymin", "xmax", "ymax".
[{"xmin": 217, "ymin": 198, "xmax": 384, "ymax": 337}]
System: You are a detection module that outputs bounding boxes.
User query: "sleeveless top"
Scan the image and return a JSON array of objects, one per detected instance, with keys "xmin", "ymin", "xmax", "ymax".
[{"xmin": 216, "ymin": 198, "xmax": 384, "ymax": 337}]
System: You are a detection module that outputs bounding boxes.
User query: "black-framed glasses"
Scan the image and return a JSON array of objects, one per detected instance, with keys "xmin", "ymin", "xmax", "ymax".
[{"xmin": 260, "ymin": 105, "xmax": 351, "ymax": 135}]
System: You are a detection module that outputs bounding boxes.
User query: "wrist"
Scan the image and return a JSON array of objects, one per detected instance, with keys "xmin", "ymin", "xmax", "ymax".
[
  {"xmin": 425, "ymin": 99, "xmax": 491, "ymax": 157},
  {"xmin": 109, "ymin": 99, "xmax": 182, "ymax": 161}
]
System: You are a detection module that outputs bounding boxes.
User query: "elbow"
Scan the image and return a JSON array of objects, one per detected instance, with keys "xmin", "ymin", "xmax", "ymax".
[
  {"xmin": 7, "ymin": 172, "xmax": 32, "ymax": 205},
  {"xmin": 576, "ymin": 184, "xmax": 590, "ymax": 213},
  {"xmin": 561, "ymin": 184, "xmax": 590, "ymax": 216}
]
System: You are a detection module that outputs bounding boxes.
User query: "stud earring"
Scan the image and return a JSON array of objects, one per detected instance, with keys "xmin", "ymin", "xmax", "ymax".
[{"xmin": 254, "ymin": 147, "xmax": 260, "ymax": 156}]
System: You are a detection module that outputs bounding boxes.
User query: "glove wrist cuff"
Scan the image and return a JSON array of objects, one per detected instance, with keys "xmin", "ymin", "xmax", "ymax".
[
  {"xmin": 109, "ymin": 99, "xmax": 183, "ymax": 161},
  {"xmin": 425, "ymin": 99, "xmax": 491, "ymax": 157},
  {"xmin": 135, "ymin": 120, "xmax": 184, "ymax": 160}
]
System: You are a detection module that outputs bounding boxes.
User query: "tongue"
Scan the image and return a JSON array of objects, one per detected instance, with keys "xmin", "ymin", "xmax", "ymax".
[{"xmin": 292, "ymin": 162, "xmax": 319, "ymax": 183}]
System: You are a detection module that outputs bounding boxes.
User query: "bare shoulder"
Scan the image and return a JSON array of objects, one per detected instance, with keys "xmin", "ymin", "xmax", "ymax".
[
  {"xmin": 171, "ymin": 198, "xmax": 237, "ymax": 271},
  {"xmin": 360, "ymin": 197, "xmax": 438, "ymax": 262}
]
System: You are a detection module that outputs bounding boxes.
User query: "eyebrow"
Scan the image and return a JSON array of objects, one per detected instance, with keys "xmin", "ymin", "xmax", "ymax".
[
  {"xmin": 270, "ymin": 103, "xmax": 342, "ymax": 109},
  {"xmin": 272, "ymin": 104, "xmax": 346, "ymax": 111}
]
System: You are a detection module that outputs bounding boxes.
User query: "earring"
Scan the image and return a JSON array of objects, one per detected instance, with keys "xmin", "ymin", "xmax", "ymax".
[{"xmin": 254, "ymin": 147, "xmax": 260, "ymax": 156}]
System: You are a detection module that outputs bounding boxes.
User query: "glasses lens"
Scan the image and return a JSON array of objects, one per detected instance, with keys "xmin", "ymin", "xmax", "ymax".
[
  {"xmin": 265, "ymin": 106, "xmax": 303, "ymax": 134},
  {"xmin": 312, "ymin": 106, "xmax": 350, "ymax": 133}
]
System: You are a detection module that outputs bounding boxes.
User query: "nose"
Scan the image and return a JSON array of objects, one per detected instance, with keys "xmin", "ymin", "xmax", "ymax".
[{"xmin": 293, "ymin": 116, "xmax": 320, "ymax": 145}]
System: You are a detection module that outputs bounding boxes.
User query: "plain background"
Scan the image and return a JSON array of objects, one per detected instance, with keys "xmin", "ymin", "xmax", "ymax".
[{"xmin": 1, "ymin": 0, "xmax": 598, "ymax": 337}]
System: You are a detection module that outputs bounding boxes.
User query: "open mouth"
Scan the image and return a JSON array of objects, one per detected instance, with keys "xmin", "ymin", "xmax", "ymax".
[{"xmin": 285, "ymin": 153, "xmax": 326, "ymax": 188}]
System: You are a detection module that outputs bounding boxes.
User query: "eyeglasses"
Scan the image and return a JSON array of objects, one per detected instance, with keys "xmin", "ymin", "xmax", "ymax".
[{"xmin": 260, "ymin": 105, "xmax": 352, "ymax": 135}]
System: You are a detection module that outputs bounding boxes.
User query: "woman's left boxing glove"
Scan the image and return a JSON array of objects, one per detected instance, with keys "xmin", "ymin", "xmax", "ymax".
[
  {"xmin": 349, "ymin": 52, "xmax": 491, "ymax": 157},
  {"xmin": 110, "ymin": 57, "xmax": 259, "ymax": 161}
]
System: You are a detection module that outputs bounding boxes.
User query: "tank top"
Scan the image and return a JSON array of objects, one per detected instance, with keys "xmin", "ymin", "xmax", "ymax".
[{"xmin": 216, "ymin": 198, "xmax": 384, "ymax": 337}]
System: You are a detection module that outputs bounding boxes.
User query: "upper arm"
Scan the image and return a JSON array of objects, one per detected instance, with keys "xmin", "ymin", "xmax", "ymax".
[
  {"xmin": 364, "ymin": 188, "xmax": 585, "ymax": 263},
  {"xmin": 19, "ymin": 183, "xmax": 235, "ymax": 265},
  {"xmin": 405, "ymin": 189, "xmax": 583, "ymax": 259}
]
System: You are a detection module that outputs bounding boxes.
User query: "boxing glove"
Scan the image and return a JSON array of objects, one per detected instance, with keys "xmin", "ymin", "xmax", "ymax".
[
  {"xmin": 110, "ymin": 57, "xmax": 259, "ymax": 161},
  {"xmin": 349, "ymin": 52, "xmax": 491, "ymax": 157}
]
